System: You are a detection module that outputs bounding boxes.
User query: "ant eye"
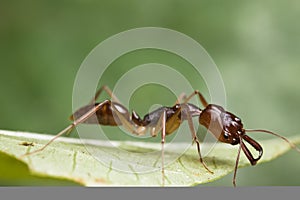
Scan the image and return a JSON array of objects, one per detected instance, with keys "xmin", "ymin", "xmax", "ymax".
[
  {"xmin": 224, "ymin": 132, "xmax": 229, "ymax": 139},
  {"xmin": 235, "ymin": 117, "xmax": 241, "ymax": 122}
]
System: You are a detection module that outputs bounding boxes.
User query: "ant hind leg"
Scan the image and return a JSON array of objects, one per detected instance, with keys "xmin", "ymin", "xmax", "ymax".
[
  {"xmin": 21, "ymin": 101, "xmax": 109, "ymax": 157},
  {"xmin": 89, "ymin": 85, "xmax": 121, "ymax": 104}
]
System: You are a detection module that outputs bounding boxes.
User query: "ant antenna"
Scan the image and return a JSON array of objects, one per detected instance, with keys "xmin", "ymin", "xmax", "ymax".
[{"xmin": 245, "ymin": 129, "xmax": 300, "ymax": 153}]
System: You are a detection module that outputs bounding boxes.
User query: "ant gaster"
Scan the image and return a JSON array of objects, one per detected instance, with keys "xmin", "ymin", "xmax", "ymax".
[{"xmin": 22, "ymin": 86, "xmax": 300, "ymax": 186}]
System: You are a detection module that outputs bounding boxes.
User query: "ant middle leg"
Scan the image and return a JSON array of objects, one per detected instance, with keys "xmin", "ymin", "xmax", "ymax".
[
  {"xmin": 148, "ymin": 109, "xmax": 167, "ymax": 186},
  {"xmin": 159, "ymin": 110, "xmax": 167, "ymax": 186}
]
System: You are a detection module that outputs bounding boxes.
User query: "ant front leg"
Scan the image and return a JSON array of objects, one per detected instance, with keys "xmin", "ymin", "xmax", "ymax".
[
  {"xmin": 232, "ymin": 140, "xmax": 242, "ymax": 187},
  {"xmin": 183, "ymin": 104, "xmax": 213, "ymax": 174},
  {"xmin": 184, "ymin": 90, "xmax": 208, "ymax": 107},
  {"xmin": 181, "ymin": 90, "xmax": 213, "ymax": 172}
]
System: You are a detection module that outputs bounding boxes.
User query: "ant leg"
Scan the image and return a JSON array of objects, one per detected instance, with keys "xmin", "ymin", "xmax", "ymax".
[
  {"xmin": 184, "ymin": 90, "xmax": 208, "ymax": 107},
  {"xmin": 233, "ymin": 140, "xmax": 242, "ymax": 187},
  {"xmin": 160, "ymin": 110, "xmax": 167, "ymax": 186},
  {"xmin": 21, "ymin": 100, "xmax": 110, "ymax": 157},
  {"xmin": 184, "ymin": 104, "xmax": 213, "ymax": 174},
  {"xmin": 175, "ymin": 92, "xmax": 187, "ymax": 104},
  {"xmin": 180, "ymin": 91, "xmax": 212, "ymax": 172},
  {"xmin": 150, "ymin": 110, "xmax": 167, "ymax": 186},
  {"xmin": 70, "ymin": 85, "xmax": 122, "ymax": 123},
  {"xmin": 89, "ymin": 85, "xmax": 121, "ymax": 104},
  {"xmin": 110, "ymin": 103, "xmax": 147, "ymax": 136}
]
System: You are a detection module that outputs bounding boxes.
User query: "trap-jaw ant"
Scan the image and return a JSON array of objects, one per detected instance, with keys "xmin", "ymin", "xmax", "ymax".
[{"xmin": 21, "ymin": 86, "xmax": 300, "ymax": 186}]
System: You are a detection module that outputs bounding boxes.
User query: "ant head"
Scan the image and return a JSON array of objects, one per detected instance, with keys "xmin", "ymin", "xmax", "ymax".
[
  {"xmin": 221, "ymin": 112, "xmax": 245, "ymax": 145},
  {"xmin": 199, "ymin": 104, "xmax": 245, "ymax": 145}
]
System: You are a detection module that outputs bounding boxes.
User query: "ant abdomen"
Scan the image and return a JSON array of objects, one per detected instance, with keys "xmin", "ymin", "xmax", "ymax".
[{"xmin": 70, "ymin": 100, "xmax": 130, "ymax": 126}]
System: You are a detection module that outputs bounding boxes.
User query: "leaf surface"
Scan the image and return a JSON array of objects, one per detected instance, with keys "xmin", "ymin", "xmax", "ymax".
[{"xmin": 0, "ymin": 129, "xmax": 299, "ymax": 186}]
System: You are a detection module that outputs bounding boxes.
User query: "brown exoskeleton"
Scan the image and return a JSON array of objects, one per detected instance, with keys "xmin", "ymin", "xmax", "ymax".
[
  {"xmin": 22, "ymin": 86, "xmax": 212, "ymax": 186},
  {"xmin": 22, "ymin": 86, "xmax": 300, "ymax": 186},
  {"xmin": 182, "ymin": 91, "xmax": 300, "ymax": 186}
]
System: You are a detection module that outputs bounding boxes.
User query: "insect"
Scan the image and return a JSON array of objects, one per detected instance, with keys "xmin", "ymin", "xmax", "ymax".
[
  {"xmin": 22, "ymin": 85, "xmax": 300, "ymax": 186},
  {"xmin": 21, "ymin": 86, "xmax": 212, "ymax": 186},
  {"xmin": 19, "ymin": 141, "xmax": 35, "ymax": 147}
]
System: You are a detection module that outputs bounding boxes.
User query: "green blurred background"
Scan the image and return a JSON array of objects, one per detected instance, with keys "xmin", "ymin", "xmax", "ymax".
[{"xmin": 1, "ymin": 0, "xmax": 300, "ymax": 186}]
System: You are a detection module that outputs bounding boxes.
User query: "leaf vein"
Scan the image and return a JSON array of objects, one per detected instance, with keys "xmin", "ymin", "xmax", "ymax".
[{"xmin": 128, "ymin": 164, "xmax": 139, "ymax": 181}]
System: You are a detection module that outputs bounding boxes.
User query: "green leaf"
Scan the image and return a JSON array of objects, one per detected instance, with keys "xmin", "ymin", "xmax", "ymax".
[{"xmin": 0, "ymin": 129, "xmax": 299, "ymax": 186}]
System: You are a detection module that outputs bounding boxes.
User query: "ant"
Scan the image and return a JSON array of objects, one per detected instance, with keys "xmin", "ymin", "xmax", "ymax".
[{"xmin": 22, "ymin": 85, "xmax": 300, "ymax": 186}]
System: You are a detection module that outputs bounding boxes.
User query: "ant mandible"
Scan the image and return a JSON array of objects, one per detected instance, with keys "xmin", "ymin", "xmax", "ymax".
[{"xmin": 22, "ymin": 85, "xmax": 300, "ymax": 186}]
